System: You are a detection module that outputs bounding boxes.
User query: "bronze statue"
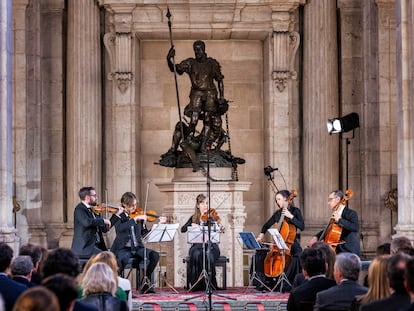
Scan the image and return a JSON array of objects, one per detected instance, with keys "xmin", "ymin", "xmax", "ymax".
[{"xmin": 158, "ymin": 40, "xmax": 244, "ymax": 177}]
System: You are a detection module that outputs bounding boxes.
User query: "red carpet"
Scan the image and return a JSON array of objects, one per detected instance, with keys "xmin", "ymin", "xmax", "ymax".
[{"xmin": 132, "ymin": 287, "xmax": 289, "ymax": 311}]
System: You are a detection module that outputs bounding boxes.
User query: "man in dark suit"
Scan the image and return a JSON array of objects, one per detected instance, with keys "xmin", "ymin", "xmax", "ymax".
[
  {"xmin": 287, "ymin": 248, "xmax": 336, "ymax": 311},
  {"xmin": 0, "ymin": 243, "xmax": 28, "ymax": 311},
  {"xmin": 361, "ymin": 252, "xmax": 411, "ymax": 311},
  {"xmin": 308, "ymin": 190, "xmax": 361, "ymax": 256},
  {"xmin": 11, "ymin": 255, "xmax": 37, "ymax": 288},
  {"xmin": 71, "ymin": 186, "xmax": 122, "ymax": 259},
  {"xmin": 314, "ymin": 252, "xmax": 367, "ymax": 311}
]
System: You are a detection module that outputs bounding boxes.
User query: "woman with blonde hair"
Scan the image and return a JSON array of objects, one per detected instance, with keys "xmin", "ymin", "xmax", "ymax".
[
  {"xmin": 12, "ymin": 287, "xmax": 59, "ymax": 311},
  {"xmin": 79, "ymin": 262, "xmax": 128, "ymax": 311},
  {"xmin": 350, "ymin": 255, "xmax": 391, "ymax": 311}
]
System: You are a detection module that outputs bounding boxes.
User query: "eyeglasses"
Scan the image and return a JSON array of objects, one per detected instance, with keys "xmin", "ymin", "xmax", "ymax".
[
  {"xmin": 89, "ymin": 194, "xmax": 97, "ymax": 197},
  {"xmin": 328, "ymin": 197, "xmax": 336, "ymax": 202}
]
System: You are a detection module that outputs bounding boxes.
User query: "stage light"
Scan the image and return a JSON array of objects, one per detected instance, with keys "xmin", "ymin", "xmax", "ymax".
[{"xmin": 327, "ymin": 112, "xmax": 359, "ymax": 134}]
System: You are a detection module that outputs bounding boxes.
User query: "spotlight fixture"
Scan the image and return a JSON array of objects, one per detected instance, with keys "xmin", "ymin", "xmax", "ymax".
[{"xmin": 327, "ymin": 112, "xmax": 360, "ymax": 135}]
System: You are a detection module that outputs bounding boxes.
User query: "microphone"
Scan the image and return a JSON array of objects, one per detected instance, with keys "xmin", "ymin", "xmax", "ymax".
[{"xmin": 264, "ymin": 166, "xmax": 278, "ymax": 176}]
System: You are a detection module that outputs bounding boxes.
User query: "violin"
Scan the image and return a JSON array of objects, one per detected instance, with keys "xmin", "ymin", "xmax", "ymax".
[
  {"xmin": 320, "ymin": 189, "xmax": 353, "ymax": 250},
  {"xmin": 200, "ymin": 208, "xmax": 225, "ymax": 233},
  {"xmin": 92, "ymin": 204, "xmax": 120, "ymax": 214},
  {"xmin": 263, "ymin": 189, "xmax": 297, "ymax": 277},
  {"xmin": 128, "ymin": 207, "xmax": 159, "ymax": 222}
]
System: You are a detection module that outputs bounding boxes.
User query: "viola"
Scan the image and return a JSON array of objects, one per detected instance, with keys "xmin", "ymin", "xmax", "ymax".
[
  {"xmin": 200, "ymin": 208, "xmax": 221, "ymax": 222},
  {"xmin": 320, "ymin": 189, "xmax": 353, "ymax": 250},
  {"xmin": 263, "ymin": 190, "xmax": 297, "ymax": 277},
  {"xmin": 128, "ymin": 207, "xmax": 159, "ymax": 222},
  {"xmin": 92, "ymin": 203, "xmax": 120, "ymax": 214}
]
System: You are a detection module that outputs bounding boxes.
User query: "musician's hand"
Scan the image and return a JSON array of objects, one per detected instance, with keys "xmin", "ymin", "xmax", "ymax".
[
  {"xmin": 332, "ymin": 211, "xmax": 341, "ymax": 222},
  {"xmin": 307, "ymin": 236, "xmax": 318, "ymax": 248},
  {"xmin": 134, "ymin": 214, "xmax": 147, "ymax": 222},
  {"xmin": 115, "ymin": 206, "xmax": 124, "ymax": 216},
  {"xmin": 282, "ymin": 208, "xmax": 294, "ymax": 219},
  {"xmin": 104, "ymin": 219, "xmax": 111, "ymax": 228},
  {"xmin": 256, "ymin": 233, "xmax": 264, "ymax": 243},
  {"xmin": 159, "ymin": 216, "xmax": 167, "ymax": 224}
]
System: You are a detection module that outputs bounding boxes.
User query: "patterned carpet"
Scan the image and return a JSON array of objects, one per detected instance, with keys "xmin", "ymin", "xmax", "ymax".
[{"xmin": 132, "ymin": 288, "xmax": 289, "ymax": 311}]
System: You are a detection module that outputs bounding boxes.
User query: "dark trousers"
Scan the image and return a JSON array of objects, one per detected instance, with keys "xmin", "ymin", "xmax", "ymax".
[{"xmin": 117, "ymin": 247, "xmax": 159, "ymax": 279}]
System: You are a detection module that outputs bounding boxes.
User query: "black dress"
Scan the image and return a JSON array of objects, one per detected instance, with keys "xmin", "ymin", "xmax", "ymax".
[{"xmin": 181, "ymin": 217, "xmax": 220, "ymax": 291}]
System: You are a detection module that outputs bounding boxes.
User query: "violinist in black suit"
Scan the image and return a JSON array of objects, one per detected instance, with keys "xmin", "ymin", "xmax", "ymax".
[
  {"xmin": 308, "ymin": 190, "xmax": 361, "ymax": 256},
  {"xmin": 255, "ymin": 189, "xmax": 305, "ymax": 291},
  {"xmin": 71, "ymin": 186, "xmax": 122, "ymax": 259}
]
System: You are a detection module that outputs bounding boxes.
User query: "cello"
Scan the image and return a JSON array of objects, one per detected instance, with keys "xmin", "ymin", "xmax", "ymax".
[
  {"xmin": 263, "ymin": 190, "xmax": 297, "ymax": 277},
  {"xmin": 319, "ymin": 189, "xmax": 353, "ymax": 251}
]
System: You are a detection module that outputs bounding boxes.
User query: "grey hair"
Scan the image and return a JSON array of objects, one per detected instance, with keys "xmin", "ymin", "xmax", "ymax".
[
  {"xmin": 335, "ymin": 252, "xmax": 361, "ymax": 281},
  {"xmin": 81, "ymin": 262, "xmax": 117, "ymax": 296},
  {"xmin": 11, "ymin": 255, "xmax": 34, "ymax": 276}
]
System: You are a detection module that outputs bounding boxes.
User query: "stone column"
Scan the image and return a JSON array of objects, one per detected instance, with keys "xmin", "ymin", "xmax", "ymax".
[
  {"xmin": 0, "ymin": 0, "xmax": 19, "ymax": 249},
  {"xmin": 102, "ymin": 5, "xmax": 137, "ymax": 202},
  {"xmin": 66, "ymin": 0, "xmax": 102, "ymax": 220},
  {"xmin": 263, "ymin": 4, "xmax": 302, "ymax": 218},
  {"xmin": 395, "ymin": 0, "xmax": 414, "ymax": 240},
  {"xmin": 302, "ymin": 0, "xmax": 339, "ymax": 239}
]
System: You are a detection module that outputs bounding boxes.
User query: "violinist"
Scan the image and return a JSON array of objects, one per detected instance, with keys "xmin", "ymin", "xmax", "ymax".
[
  {"xmin": 307, "ymin": 190, "xmax": 361, "ymax": 256},
  {"xmin": 180, "ymin": 194, "xmax": 221, "ymax": 292},
  {"xmin": 110, "ymin": 191, "xmax": 166, "ymax": 294},
  {"xmin": 71, "ymin": 186, "xmax": 124, "ymax": 259},
  {"xmin": 255, "ymin": 189, "xmax": 305, "ymax": 291}
]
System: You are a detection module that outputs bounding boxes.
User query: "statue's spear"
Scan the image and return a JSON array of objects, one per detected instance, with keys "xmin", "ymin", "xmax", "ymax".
[{"xmin": 166, "ymin": 8, "xmax": 197, "ymax": 169}]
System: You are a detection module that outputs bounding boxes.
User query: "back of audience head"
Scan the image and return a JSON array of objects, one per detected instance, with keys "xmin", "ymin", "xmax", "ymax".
[
  {"xmin": 334, "ymin": 252, "xmax": 361, "ymax": 282},
  {"xmin": 404, "ymin": 257, "xmax": 414, "ymax": 297},
  {"xmin": 300, "ymin": 247, "xmax": 326, "ymax": 278},
  {"xmin": 311, "ymin": 241, "xmax": 336, "ymax": 279},
  {"xmin": 81, "ymin": 262, "xmax": 117, "ymax": 297},
  {"xmin": 19, "ymin": 244, "xmax": 43, "ymax": 271},
  {"xmin": 81, "ymin": 251, "xmax": 119, "ymax": 288},
  {"xmin": 0, "ymin": 243, "xmax": 13, "ymax": 273},
  {"xmin": 360, "ymin": 255, "xmax": 391, "ymax": 304},
  {"xmin": 11, "ymin": 255, "xmax": 34, "ymax": 278},
  {"xmin": 42, "ymin": 273, "xmax": 78, "ymax": 311},
  {"xmin": 387, "ymin": 252, "xmax": 411, "ymax": 293},
  {"xmin": 41, "ymin": 248, "xmax": 81, "ymax": 279},
  {"xmin": 391, "ymin": 236, "xmax": 414, "ymax": 255},
  {"xmin": 12, "ymin": 287, "xmax": 59, "ymax": 311},
  {"xmin": 376, "ymin": 242, "xmax": 391, "ymax": 255}
]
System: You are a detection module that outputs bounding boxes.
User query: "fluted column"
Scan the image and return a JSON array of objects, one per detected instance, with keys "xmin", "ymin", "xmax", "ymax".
[
  {"xmin": 395, "ymin": 0, "xmax": 414, "ymax": 240},
  {"xmin": 66, "ymin": 0, "xmax": 102, "ymax": 221},
  {"xmin": 0, "ymin": 0, "xmax": 19, "ymax": 248},
  {"xmin": 302, "ymin": 0, "xmax": 339, "ymax": 235}
]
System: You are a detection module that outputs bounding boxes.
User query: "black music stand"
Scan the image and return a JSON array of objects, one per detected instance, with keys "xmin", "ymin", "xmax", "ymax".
[
  {"xmin": 150, "ymin": 223, "xmax": 180, "ymax": 293},
  {"xmin": 239, "ymin": 232, "xmax": 272, "ymax": 292},
  {"xmin": 267, "ymin": 228, "xmax": 292, "ymax": 292}
]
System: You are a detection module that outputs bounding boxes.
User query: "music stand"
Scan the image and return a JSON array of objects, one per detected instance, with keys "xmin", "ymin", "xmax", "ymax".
[
  {"xmin": 267, "ymin": 228, "xmax": 292, "ymax": 292},
  {"xmin": 150, "ymin": 223, "xmax": 180, "ymax": 293},
  {"xmin": 239, "ymin": 232, "xmax": 272, "ymax": 292}
]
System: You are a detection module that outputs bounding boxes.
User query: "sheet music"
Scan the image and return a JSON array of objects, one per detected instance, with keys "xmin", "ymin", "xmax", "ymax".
[
  {"xmin": 187, "ymin": 226, "xmax": 220, "ymax": 244},
  {"xmin": 145, "ymin": 223, "xmax": 179, "ymax": 243},
  {"xmin": 239, "ymin": 232, "xmax": 263, "ymax": 249},
  {"xmin": 267, "ymin": 228, "xmax": 289, "ymax": 250}
]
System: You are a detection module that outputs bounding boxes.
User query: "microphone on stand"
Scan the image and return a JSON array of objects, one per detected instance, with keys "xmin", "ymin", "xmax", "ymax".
[{"xmin": 264, "ymin": 166, "xmax": 278, "ymax": 177}]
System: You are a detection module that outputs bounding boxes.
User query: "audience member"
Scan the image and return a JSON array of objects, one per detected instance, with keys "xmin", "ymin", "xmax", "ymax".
[
  {"xmin": 41, "ymin": 248, "xmax": 98, "ymax": 311},
  {"xmin": 292, "ymin": 241, "xmax": 336, "ymax": 288},
  {"xmin": 79, "ymin": 252, "xmax": 128, "ymax": 308},
  {"xmin": 403, "ymin": 257, "xmax": 414, "ymax": 311},
  {"xmin": 19, "ymin": 243, "xmax": 44, "ymax": 285},
  {"xmin": 11, "ymin": 286, "xmax": 59, "ymax": 311},
  {"xmin": 376, "ymin": 242, "xmax": 391, "ymax": 255},
  {"xmin": 360, "ymin": 252, "xmax": 411, "ymax": 311},
  {"xmin": 42, "ymin": 273, "xmax": 78, "ymax": 311},
  {"xmin": 79, "ymin": 262, "xmax": 128, "ymax": 311},
  {"xmin": 0, "ymin": 294, "xmax": 4, "ymax": 311},
  {"xmin": 11, "ymin": 256, "xmax": 37, "ymax": 288},
  {"xmin": 350, "ymin": 255, "xmax": 391, "ymax": 311},
  {"xmin": 287, "ymin": 248, "xmax": 336, "ymax": 311},
  {"xmin": 314, "ymin": 252, "xmax": 367, "ymax": 311},
  {"xmin": 0, "ymin": 243, "xmax": 28, "ymax": 311},
  {"xmin": 391, "ymin": 237, "xmax": 414, "ymax": 255}
]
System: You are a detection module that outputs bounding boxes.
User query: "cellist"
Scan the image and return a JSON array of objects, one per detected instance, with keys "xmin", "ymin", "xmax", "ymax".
[
  {"xmin": 307, "ymin": 190, "xmax": 361, "ymax": 256},
  {"xmin": 254, "ymin": 189, "xmax": 305, "ymax": 291}
]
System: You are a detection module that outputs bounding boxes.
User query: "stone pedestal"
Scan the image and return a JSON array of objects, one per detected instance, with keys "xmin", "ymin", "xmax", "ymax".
[{"xmin": 156, "ymin": 168, "xmax": 251, "ymax": 287}]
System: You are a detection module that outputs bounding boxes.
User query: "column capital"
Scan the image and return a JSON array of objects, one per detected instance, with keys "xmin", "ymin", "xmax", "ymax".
[
  {"xmin": 101, "ymin": 3, "xmax": 136, "ymax": 33},
  {"xmin": 271, "ymin": 1, "xmax": 305, "ymax": 32}
]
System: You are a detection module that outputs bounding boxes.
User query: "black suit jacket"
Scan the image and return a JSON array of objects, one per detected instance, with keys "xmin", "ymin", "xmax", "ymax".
[
  {"xmin": 317, "ymin": 206, "xmax": 361, "ymax": 256},
  {"xmin": 314, "ymin": 279, "xmax": 367, "ymax": 311},
  {"xmin": 287, "ymin": 276, "xmax": 337, "ymax": 311},
  {"xmin": 0, "ymin": 274, "xmax": 28, "ymax": 311},
  {"xmin": 71, "ymin": 202, "xmax": 119, "ymax": 258},
  {"xmin": 111, "ymin": 213, "xmax": 145, "ymax": 255},
  {"xmin": 360, "ymin": 292, "xmax": 411, "ymax": 311}
]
